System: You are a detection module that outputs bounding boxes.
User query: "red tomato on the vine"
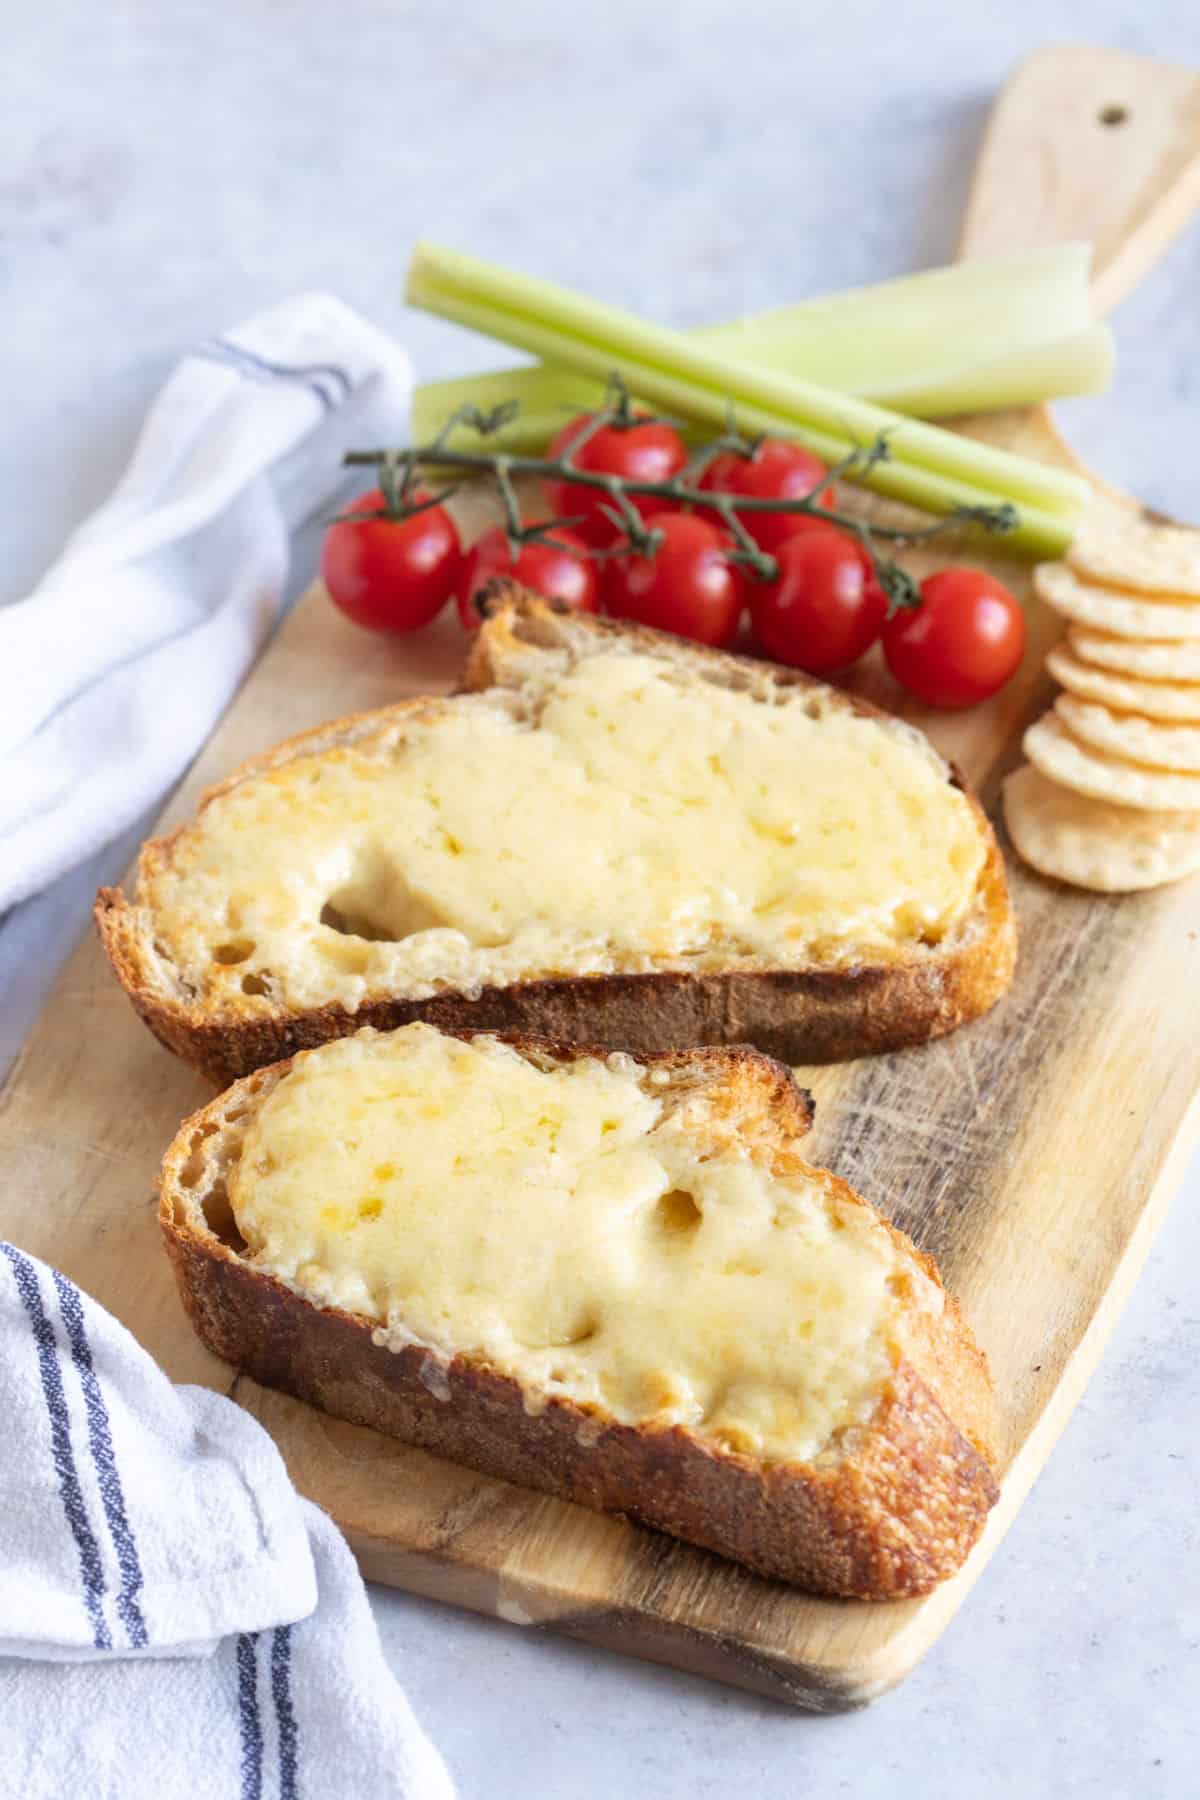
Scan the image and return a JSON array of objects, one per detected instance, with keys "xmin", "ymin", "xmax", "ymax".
[
  {"xmin": 603, "ymin": 512, "xmax": 745, "ymax": 648},
  {"xmin": 882, "ymin": 567, "xmax": 1025, "ymax": 708},
  {"xmin": 456, "ymin": 525, "xmax": 599, "ymax": 631},
  {"xmin": 321, "ymin": 488, "xmax": 463, "ymax": 634},
  {"xmin": 749, "ymin": 526, "xmax": 887, "ymax": 674},
  {"xmin": 698, "ymin": 438, "xmax": 833, "ymax": 554},
  {"xmin": 547, "ymin": 413, "xmax": 687, "ymax": 546}
]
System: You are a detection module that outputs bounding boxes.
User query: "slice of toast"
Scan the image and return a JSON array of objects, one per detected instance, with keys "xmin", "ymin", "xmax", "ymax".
[
  {"xmin": 160, "ymin": 1022, "xmax": 999, "ymax": 1599},
  {"xmin": 98, "ymin": 592, "xmax": 1015, "ymax": 1086}
]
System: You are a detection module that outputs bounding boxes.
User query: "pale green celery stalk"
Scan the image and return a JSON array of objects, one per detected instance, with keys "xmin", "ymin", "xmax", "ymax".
[
  {"xmin": 411, "ymin": 365, "xmax": 605, "ymax": 455},
  {"xmin": 409, "ymin": 245, "xmax": 1113, "ymax": 450},
  {"xmin": 405, "ymin": 242, "xmax": 1087, "ymax": 555},
  {"xmin": 869, "ymin": 325, "xmax": 1113, "ymax": 416},
  {"xmin": 411, "ymin": 320, "xmax": 1113, "ymax": 454},
  {"xmin": 687, "ymin": 245, "xmax": 1103, "ymax": 404}
]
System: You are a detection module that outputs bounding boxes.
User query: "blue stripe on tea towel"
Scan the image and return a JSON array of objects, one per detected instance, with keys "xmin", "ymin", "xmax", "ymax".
[
  {"xmin": 221, "ymin": 339, "xmax": 352, "ymax": 402},
  {"xmin": 272, "ymin": 1624, "xmax": 300, "ymax": 1800},
  {"xmin": 51, "ymin": 1271, "xmax": 149, "ymax": 1650},
  {"xmin": 236, "ymin": 1631, "xmax": 264, "ymax": 1800},
  {"xmin": 192, "ymin": 337, "xmax": 351, "ymax": 413},
  {"xmin": 1, "ymin": 1243, "xmax": 112, "ymax": 1650}
]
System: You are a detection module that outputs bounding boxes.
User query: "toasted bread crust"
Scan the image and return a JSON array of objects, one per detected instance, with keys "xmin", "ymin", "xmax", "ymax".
[
  {"xmin": 159, "ymin": 1033, "xmax": 998, "ymax": 1600},
  {"xmin": 96, "ymin": 594, "xmax": 1016, "ymax": 1086},
  {"xmin": 100, "ymin": 884, "xmax": 1013, "ymax": 1088}
]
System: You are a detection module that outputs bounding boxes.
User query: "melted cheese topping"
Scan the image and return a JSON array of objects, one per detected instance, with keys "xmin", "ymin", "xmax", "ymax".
[
  {"xmin": 146, "ymin": 648, "xmax": 986, "ymax": 1011},
  {"xmin": 228, "ymin": 1025, "xmax": 912, "ymax": 1464}
]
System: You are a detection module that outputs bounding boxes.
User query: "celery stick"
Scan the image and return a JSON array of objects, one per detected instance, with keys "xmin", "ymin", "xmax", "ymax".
[
  {"xmin": 406, "ymin": 243, "xmax": 1084, "ymax": 513},
  {"xmin": 410, "ymin": 247, "xmax": 1110, "ymax": 447},
  {"xmin": 411, "ymin": 318, "xmax": 1112, "ymax": 454},
  {"xmin": 414, "ymin": 281, "xmax": 1072, "ymax": 554},
  {"xmin": 689, "ymin": 246, "xmax": 1100, "ymax": 402},
  {"xmin": 406, "ymin": 242, "xmax": 1086, "ymax": 554},
  {"xmin": 411, "ymin": 366, "xmax": 603, "ymax": 456},
  {"xmin": 870, "ymin": 325, "xmax": 1114, "ymax": 416},
  {"xmin": 410, "ymin": 246, "xmax": 1111, "ymax": 451}
]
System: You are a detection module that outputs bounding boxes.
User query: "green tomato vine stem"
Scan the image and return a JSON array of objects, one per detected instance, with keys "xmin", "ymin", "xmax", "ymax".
[{"xmin": 345, "ymin": 393, "xmax": 1021, "ymax": 613}]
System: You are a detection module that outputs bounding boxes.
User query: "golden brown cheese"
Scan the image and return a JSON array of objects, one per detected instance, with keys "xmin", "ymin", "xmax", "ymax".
[
  {"xmin": 228, "ymin": 1025, "xmax": 929, "ymax": 1464},
  {"xmin": 144, "ymin": 650, "xmax": 986, "ymax": 1012}
]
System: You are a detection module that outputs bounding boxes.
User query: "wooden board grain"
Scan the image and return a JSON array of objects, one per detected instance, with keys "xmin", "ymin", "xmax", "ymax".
[{"xmin": 4, "ymin": 46, "xmax": 1200, "ymax": 1710}]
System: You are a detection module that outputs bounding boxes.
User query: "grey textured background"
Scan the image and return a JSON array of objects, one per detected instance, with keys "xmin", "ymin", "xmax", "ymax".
[{"xmin": 4, "ymin": 4, "xmax": 1200, "ymax": 1795}]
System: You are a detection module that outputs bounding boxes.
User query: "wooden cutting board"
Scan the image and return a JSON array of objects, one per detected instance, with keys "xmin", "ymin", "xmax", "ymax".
[{"xmin": 5, "ymin": 46, "xmax": 1200, "ymax": 1712}]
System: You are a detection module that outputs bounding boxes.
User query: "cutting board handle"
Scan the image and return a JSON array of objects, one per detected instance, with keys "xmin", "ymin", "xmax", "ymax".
[{"xmin": 959, "ymin": 45, "xmax": 1200, "ymax": 314}]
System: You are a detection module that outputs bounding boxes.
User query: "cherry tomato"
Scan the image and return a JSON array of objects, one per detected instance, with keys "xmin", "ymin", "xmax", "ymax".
[
  {"xmin": 602, "ymin": 512, "xmax": 745, "ymax": 648},
  {"xmin": 776, "ymin": 518, "xmax": 884, "ymax": 594},
  {"xmin": 322, "ymin": 488, "xmax": 463, "ymax": 633},
  {"xmin": 749, "ymin": 527, "xmax": 888, "ymax": 674},
  {"xmin": 546, "ymin": 413, "xmax": 687, "ymax": 546},
  {"xmin": 698, "ymin": 438, "xmax": 834, "ymax": 554},
  {"xmin": 882, "ymin": 567, "xmax": 1026, "ymax": 708},
  {"xmin": 456, "ymin": 525, "xmax": 598, "ymax": 631}
]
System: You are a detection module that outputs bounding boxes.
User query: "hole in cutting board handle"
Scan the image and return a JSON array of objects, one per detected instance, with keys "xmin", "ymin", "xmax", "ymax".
[{"xmin": 1098, "ymin": 104, "xmax": 1130, "ymax": 127}]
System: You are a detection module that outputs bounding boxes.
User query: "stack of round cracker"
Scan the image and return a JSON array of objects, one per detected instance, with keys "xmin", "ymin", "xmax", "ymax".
[{"xmin": 1003, "ymin": 506, "xmax": 1200, "ymax": 892}]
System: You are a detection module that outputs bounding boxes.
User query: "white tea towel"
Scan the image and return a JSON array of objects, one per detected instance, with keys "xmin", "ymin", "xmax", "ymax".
[
  {"xmin": 0, "ymin": 292, "xmax": 414, "ymax": 915},
  {"xmin": 0, "ymin": 1242, "xmax": 455, "ymax": 1800}
]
